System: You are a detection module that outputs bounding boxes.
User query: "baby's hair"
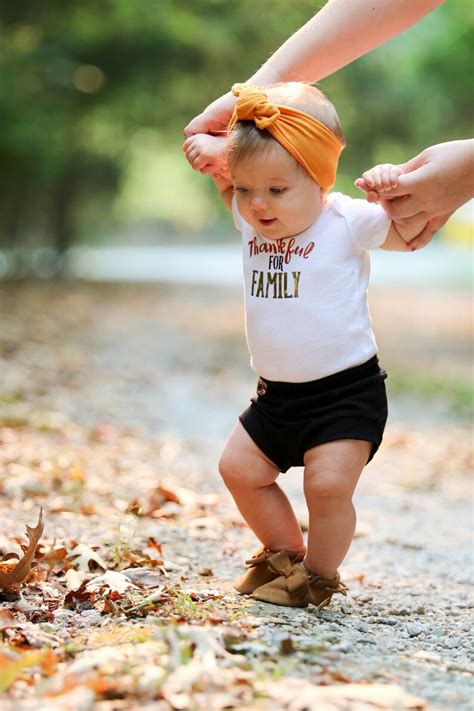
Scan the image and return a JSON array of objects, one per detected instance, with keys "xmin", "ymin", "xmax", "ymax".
[{"xmin": 227, "ymin": 82, "xmax": 345, "ymax": 169}]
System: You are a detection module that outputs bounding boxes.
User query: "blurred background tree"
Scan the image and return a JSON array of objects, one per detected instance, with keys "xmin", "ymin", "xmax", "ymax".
[{"xmin": 0, "ymin": 0, "xmax": 472, "ymax": 261}]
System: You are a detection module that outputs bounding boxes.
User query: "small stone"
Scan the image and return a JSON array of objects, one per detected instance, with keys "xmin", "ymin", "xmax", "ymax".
[
  {"xmin": 279, "ymin": 637, "xmax": 296, "ymax": 655},
  {"xmin": 388, "ymin": 607, "xmax": 411, "ymax": 616},
  {"xmin": 407, "ymin": 623, "xmax": 425, "ymax": 637},
  {"xmin": 444, "ymin": 638, "xmax": 462, "ymax": 649},
  {"xmin": 163, "ymin": 560, "xmax": 185, "ymax": 572},
  {"xmin": 447, "ymin": 662, "xmax": 474, "ymax": 674},
  {"xmin": 432, "ymin": 627, "xmax": 445, "ymax": 637},
  {"xmin": 378, "ymin": 617, "xmax": 398, "ymax": 626},
  {"xmin": 416, "ymin": 606, "xmax": 426, "ymax": 614},
  {"xmin": 354, "ymin": 621, "xmax": 369, "ymax": 633},
  {"xmin": 413, "ymin": 650, "xmax": 441, "ymax": 662},
  {"xmin": 198, "ymin": 567, "xmax": 213, "ymax": 576}
]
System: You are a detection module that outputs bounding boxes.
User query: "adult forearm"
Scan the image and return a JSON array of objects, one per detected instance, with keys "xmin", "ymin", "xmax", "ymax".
[{"xmin": 250, "ymin": 0, "xmax": 445, "ymax": 86}]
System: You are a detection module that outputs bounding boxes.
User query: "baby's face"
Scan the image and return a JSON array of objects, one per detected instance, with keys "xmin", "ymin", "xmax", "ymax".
[{"xmin": 231, "ymin": 142, "xmax": 325, "ymax": 240}]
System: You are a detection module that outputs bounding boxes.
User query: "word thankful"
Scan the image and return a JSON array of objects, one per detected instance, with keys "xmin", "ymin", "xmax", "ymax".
[
  {"xmin": 248, "ymin": 237, "xmax": 315, "ymax": 264},
  {"xmin": 251, "ymin": 270, "xmax": 301, "ymax": 299}
]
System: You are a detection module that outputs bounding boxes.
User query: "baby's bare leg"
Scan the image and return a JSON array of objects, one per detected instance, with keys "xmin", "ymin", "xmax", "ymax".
[
  {"xmin": 219, "ymin": 422, "xmax": 305, "ymax": 553},
  {"xmin": 303, "ymin": 439, "xmax": 371, "ymax": 578}
]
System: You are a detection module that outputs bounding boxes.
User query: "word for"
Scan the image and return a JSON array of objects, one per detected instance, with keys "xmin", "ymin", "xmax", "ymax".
[
  {"xmin": 248, "ymin": 237, "xmax": 315, "ymax": 264},
  {"xmin": 251, "ymin": 270, "xmax": 301, "ymax": 299}
]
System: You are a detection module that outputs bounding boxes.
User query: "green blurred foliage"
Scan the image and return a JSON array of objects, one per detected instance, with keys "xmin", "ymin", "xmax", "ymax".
[{"xmin": 0, "ymin": 0, "xmax": 472, "ymax": 251}]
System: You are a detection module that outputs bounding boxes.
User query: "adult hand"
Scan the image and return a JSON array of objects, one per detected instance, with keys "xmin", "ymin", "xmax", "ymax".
[
  {"xmin": 356, "ymin": 140, "xmax": 474, "ymax": 248},
  {"xmin": 407, "ymin": 213, "xmax": 453, "ymax": 250},
  {"xmin": 357, "ymin": 140, "xmax": 473, "ymax": 219},
  {"xmin": 184, "ymin": 91, "xmax": 236, "ymax": 137}
]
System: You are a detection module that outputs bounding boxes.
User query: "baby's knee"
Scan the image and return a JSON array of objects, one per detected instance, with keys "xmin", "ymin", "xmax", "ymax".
[
  {"xmin": 218, "ymin": 450, "xmax": 276, "ymax": 491},
  {"xmin": 218, "ymin": 451, "xmax": 241, "ymax": 488},
  {"xmin": 304, "ymin": 473, "xmax": 352, "ymax": 502}
]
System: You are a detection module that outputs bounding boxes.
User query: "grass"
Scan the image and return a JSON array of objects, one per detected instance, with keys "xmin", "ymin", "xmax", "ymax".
[{"xmin": 387, "ymin": 369, "xmax": 473, "ymax": 416}]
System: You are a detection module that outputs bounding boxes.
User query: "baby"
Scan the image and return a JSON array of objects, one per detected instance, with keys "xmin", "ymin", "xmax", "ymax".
[{"xmin": 183, "ymin": 82, "xmax": 427, "ymax": 609}]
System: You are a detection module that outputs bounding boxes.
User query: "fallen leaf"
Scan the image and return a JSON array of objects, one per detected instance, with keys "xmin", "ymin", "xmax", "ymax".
[
  {"xmin": 0, "ymin": 647, "xmax": 56, "ymax": 693},
  {"xmin": 85, "ymin": 570, "xmax": 138, "ymax": 594},
  {"xmin": 122, "ymin": 567, "xmax": 165, "ymax": 587},
  {"xmin": 0, "ymin": 609, "xmax": 19, "ymax": 629},
  {"xmin": 67, "ymin": 543, "xmax": 107, "ymax": 572},
  {"xmin": 0, "ymin": 509, "xmax": 43, "ymax": 589},
  {"xmin": 64, "ymin": 568, "xmax": 86, "ymax": 591}
]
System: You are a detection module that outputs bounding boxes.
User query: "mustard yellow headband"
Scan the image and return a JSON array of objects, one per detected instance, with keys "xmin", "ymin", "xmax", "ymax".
[{"xmin": 228, "ymin": 83, "xmax": 342, "ymax": 191}]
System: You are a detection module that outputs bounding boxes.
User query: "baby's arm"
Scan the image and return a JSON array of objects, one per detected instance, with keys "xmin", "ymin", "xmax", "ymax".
[
  {"xmin": 182, "ymin": 134, "xmax": 234, "ymax": 210},
  {"xmin": 212, "ymin": 173, "xmax": 234, "ymax": 211},
  {"xmin": 355, "ymin": 164, "xmax": 428, "ymax": 251}
]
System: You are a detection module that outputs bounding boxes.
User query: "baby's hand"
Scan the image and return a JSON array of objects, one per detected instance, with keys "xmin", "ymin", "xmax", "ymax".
[
  {"xmin": 183, "ymin": 134, "xmax": 230, "ymax": 178},
  {"xmin": 354, "ymin": 164, "xmax": 404, "ymax": 203}
]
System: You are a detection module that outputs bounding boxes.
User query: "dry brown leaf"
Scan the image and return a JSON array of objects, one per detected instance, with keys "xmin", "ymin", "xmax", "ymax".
[{"xmin": 0, "ymin": 509, "xmax": 44, "ymax": 589}]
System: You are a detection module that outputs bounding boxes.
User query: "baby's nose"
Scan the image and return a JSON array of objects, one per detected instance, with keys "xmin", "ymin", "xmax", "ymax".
[{"xmin": 250, "ymin": 195, "xmax": 267, "ymax": 212}]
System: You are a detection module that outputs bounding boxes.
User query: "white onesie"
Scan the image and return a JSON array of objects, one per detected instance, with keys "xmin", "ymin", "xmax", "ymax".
[{"xmin": 232, "ymin": 192, "xmax": 391, "ymax": 383}]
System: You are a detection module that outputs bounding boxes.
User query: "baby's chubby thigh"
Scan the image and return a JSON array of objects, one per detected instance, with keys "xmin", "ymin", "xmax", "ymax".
[
  {"xmin": 218, "ymin": 421, "xmax": 280, "ymax": 492},
  {"xmin": 303, "ymin": 439, "xmax": 371, "ymax": 505}
]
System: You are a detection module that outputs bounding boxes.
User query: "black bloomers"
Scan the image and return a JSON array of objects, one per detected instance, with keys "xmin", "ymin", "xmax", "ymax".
[{"xmin": 239, "ymin": 356, "xmax": 388, "ymax": 473}]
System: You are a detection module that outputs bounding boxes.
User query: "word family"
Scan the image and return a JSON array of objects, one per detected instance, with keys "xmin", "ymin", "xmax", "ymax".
[{"xmin": 251, "ymin": 270, "xmax": 301, "ymax": 299}]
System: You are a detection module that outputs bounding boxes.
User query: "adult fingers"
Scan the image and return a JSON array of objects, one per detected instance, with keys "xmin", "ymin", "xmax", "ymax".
[
  {"xmin": 366, "ymin": 190, "xmax": 380, "ymax": 203},
  {"xmin": 408, "ymin": 213, "xmax": 452, "ymax": 251},
  {"xmin": 379, "ymin": 199, "xmax": 429, "ymax": 227},
  {"xmin": 200, "ymin": 164, "xmax": 219, "ymax": 175},
  {"xmin": 184, "ymin": 112, "xmax": 215, "ymax": 137},
  {"xmin": 184, "ymin": 92, "xmax": 236, "ymax": 137},
  {"xmin": 380, "ymin": 193, "xmax": 419, "ymax": 220}
]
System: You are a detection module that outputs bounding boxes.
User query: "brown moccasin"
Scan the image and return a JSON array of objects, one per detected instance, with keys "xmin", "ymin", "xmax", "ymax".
[
  {"xmin": 252, "ymin": 561, "xmax": 347, "ymax": 609},
  {"xmin": 233, "ymin": 548, "xmax": 305, "ymax": 595}
]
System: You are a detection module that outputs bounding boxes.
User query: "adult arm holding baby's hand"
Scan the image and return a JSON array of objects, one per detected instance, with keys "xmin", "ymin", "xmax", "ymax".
[
  {"xmin": 184, "ymin": 0, "xmax": 474, "ymax": 246},
  {"xmin": 184, "ymin": 0, "xmax": 444, "ymax": 138}
]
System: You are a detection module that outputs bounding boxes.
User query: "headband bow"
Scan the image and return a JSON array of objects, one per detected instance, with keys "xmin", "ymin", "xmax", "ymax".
[
  {"xmin": 228, "ymin": 83, "xmax": 342, "ymax": 191},
  {"xmin": 230, "ymin": 83, "xmax": 281, "ymax": 129}
]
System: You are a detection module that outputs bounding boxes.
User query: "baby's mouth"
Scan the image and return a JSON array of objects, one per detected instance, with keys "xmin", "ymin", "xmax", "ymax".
[{"xmin": 259, "ymin": 218, "xmax": 277, "ymax": 227}]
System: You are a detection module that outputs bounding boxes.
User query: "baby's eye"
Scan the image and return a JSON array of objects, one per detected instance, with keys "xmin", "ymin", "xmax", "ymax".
[
  {"xmin": 235, "ymin": 186, "xmax": 249, "ymax": 193},
  {"xmin": 270, "ymin": 187, "xmax": 286, "ymax": 194}
]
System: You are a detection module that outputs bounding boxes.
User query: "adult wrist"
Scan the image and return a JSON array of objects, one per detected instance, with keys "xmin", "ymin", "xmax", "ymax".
[{"xmin": 248, "ymin": 63, "xmax": 285, "ymax": 88}]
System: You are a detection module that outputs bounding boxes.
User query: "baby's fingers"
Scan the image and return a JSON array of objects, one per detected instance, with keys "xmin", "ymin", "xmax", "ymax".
[
  {"xmin": 354, "ymin": 177, "xmax": 371, "ymax": 192},
  {"xmin": 364, "ymin": 164, "xmax": 403, "ymax": 193},
  {"xmin": 184, "ymin": 146, "xmax": 207, "ymax": 171},
  {"xmin": 355, "ymin": 178, "xmax": 380, "ymax": 203},
  {"xmin": 361, "ymin": 165, "xmax": 387, "ymax": 192}
]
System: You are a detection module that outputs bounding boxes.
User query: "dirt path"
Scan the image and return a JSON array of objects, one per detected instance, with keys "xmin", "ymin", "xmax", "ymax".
[{"xmin": 0, "ymin": 282, "xmax": 472, "ymax": 709}]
